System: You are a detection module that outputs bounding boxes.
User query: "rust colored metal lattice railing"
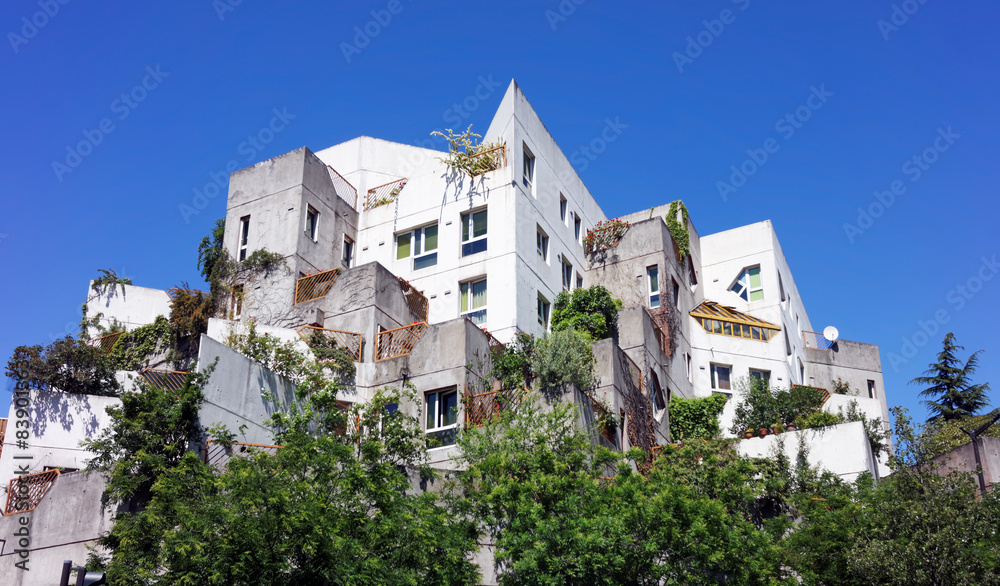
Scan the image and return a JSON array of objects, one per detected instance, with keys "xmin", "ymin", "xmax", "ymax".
[
  {"xmin": 141, "ymin": 369, "xmax": 189, "ymax": 392},
  {"xmin": 399, "ymin": 277, "xmax": 429, "ymax": 322},
  {"xmin": 803, "ymin": 330, "xmax": 835, "ymax": 350},
  {"xmin": 295, "ymin": 269, "xmax": 341, "ymax": 304},
  {"xmin": 298, "ymin": 325, "xmax": 363, "ymax": 362},
  {"xmin": 792, "ymin": 384, "xmax": 832, "ymax": 407},
  {"xmin": 466, "ymin": 144, "xmax": 507, "ymax": 176},
  {"xmin": 365, "ymin": 178, "xmax": 408, "ymax": 211},
  {"xmin": 205, "ymin": 440, "xmax": 282, "ymax": 471},
  {"xmin": 327, "ymin": 165, "xmax": 358, "ymax": 210},
  {"xmin": 5, "ymin": 469, "xmax": 59, "ymax": 515},
  {"xmin": 375, "ymin": 322, "xmax": 428, "ymax": 361},
  {"xmin": 465, "ymin": 387, "xmax": 524, "ymax": 427},
  {"xmin": 482, "ymin": 328, "xmax": 505, "ymax": 357},
  {"xmin": 90, "ymin": 331, "xmax": 125, "ymax": 354}
]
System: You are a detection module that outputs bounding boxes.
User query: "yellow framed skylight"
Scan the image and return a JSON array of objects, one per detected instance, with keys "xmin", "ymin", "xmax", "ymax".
[{"xmin": 690, "ymin": 300, "xmax": 780, "ymax": 342}]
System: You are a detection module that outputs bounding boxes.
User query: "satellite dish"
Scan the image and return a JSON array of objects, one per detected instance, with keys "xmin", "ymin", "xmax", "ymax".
[{"xmin": 823, "ymin": 326, "xmax": 839, "ymax": 342}]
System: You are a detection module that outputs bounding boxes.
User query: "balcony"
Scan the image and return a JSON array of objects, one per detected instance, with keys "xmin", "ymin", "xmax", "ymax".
[
  {"xmin": 803, "ymin": 330, "xmax": 836, "ymax": 350},
  {"xmin": 583, "ymin": 219, "xmax": 631, "ymax": 254},
  {"xmin": 365, "ymin": 178, "xmax": 408, "ymax": 211},
  {"xmin": 398, "ymin": 277, "xmax": 429, "ymax": 322},
  {"xmin": 205, "ymin": 439, "xmax": 282, "ymax": 471},
  {"xmin": 298, "ymin": 325, "xmax": 363, "ymax": 362},
  {"xmin": 4, "ymin": 469, "xmax": 60, "ymax": 515},
  {"xmin": 140, "ymin": 369, "xmax": 189, "ymax": 391},
  {"xmin": 374, "ymin": 321, "xmax": 428, "ymax": 362},
  {"xmin": 327, "ymin": 165, "xmax": 358, "ymax": 209},
  {"xmin": 465, "ymin": 387, "xmax": 524, "ymax": 427},
  {"xmin": 90, "ymin": 331, "xmax": 125, "ymax": 354},
  {"xmin": 466, "ymin": 144, "xmax": 507, "ymax": 176},
  {"xmin": 294, "ymin": 268, "xmax": 342, "ymax": 305}
]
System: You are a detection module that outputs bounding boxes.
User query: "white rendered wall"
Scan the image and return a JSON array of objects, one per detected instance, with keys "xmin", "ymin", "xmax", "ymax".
[
  {"xmin": 84, "ymin": 282, "xmax": 172, "ymax": 334},
  {"xmin": 736, "ymin": 420, "xmax": 878, "ymax": 482}
]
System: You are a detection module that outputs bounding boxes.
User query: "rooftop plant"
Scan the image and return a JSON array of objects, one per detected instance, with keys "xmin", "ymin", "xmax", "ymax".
[
  {"xmin": 583, "ymin": 218, "xmax": 630, "ymax": 254},
  {"xmin": 665, "ymin": 200, "xmax": 691, "ymax": 261},
  {"xmin": 431, "ymin": 125, "xmax": 505, "ymax": 176}
]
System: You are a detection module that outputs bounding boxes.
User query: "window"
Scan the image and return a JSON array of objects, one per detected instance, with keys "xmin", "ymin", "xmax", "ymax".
[
  {"xmin": 779, "ymin": 272, "xmax": 787, "ymax": 303},
  {"xmin": 650, "ymin": 372, "xmax": 666, "ymax": 413},
  {"xmin": 238, "ymin": 215, "xmax": 250, "ymax": 261},
  {"xmin": 560, "ymin": 194, "xmax": 567, "ymax": 223},
  {"xmin": 576, "ymin": 273, "xmax": 583, "ymax": 290},
  {"xmin": 342, "ymin": 236, "xmax": 354, "ymax": 267},
  {"xmin": 397, "ymin": 224, "xmax": 438, "ymax": 270},
  {"xmin": 461, "ymin": 209, "xmax": 488, "ymax": 256},
  {"xmin": 799, "ymin": 359, "xmax": 805, "ymax": 384},
  {"xmin": 231, "ymin": 284, "xmax": 244, "ymax": 317},
  {"xmin": 562, "ymin": 258, "xmax": 573, "ymax": 291},
  {"xmin": 426, "ymin": 388, "xmax": 458, "ymax": 448},
  {"xmin": 784, "ymin": 331, "xmax": 792, "ymax": 356},
  {"xmin": 731, "ymin": 266, "xmax": 763, "ymax": 302},
  {"xmin": 672, "ymin": 278, "xmax": 680, "ymax": 309},
  {"xmin": 647, "ymin": 266, "xmax": 660, "ymax": 308},
  {"xmin": 574, "ymin": 213, "xmax": 582, "ymax": 243},
  {"xmin": 749, "ymin": 369, "xmax": 770, "ymax": 388},
  {"xmin": 688, "ymin": 262, "xmax": 698, "ymax": 287},
  {"xmin": 460, "ymin": 278, "xmax": 487, "ymax": 325},
  {"xmin": 522, "ymin": 143, "xmax": 535, "ymax": 192},
  {"xmin": 710, "ymin": 364, "xmax": 731, "ymax": 390},
  {"xmin": 305, "ymin": 206, "xmax": 319, "ymax": 242},
  {"xmin": 686, "ymin": 353, "xmax": 692, "ymax": 383},
  {"xmin": 867, "ymin": 380, "xmax": 877, "ymax": 399},
  {"xmin": 536, "ymin": 225, "xmax": 549, "ymax": 262},
  {"xmin": 537, "ymin": 293, "xmax": 550, "ymax": 329}
]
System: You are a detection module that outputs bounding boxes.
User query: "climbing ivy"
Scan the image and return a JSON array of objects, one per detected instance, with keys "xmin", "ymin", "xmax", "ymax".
[
  {"xmin": 666, "ymin": 200, "xmax": 691, "ymax": 261},
  {"xmin": 91, "ymin": 268, "xmax": 132, "ymax": 295},
  {"xmin": 668, "ymin": 393, "xmax": 727, "ymax": 441},
  {"xmin": 108, "ymin": 316, "xmax": 173, "ymax": 371}
]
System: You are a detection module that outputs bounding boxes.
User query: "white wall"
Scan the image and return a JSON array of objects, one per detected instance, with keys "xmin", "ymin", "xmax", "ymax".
[
  {"xmin": 737, "ymin": 420, "xmax": 878, "ymax": 482},
  {"xmin": 84, "ymin": 282, "xmax": 172, "ymax": 335}
]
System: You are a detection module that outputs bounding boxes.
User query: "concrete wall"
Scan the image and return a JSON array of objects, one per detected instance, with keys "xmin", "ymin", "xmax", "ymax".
[
  {"xmin": 931, "ymin": 436, "xmax": 1000, "ymax": 492},
  {"xmin": 737, "ymin": 420, "xmax": 878, "ymax": 482},
  {"xmin": 84, "ymin": 282, "xmax": 172, "ymax": 335},
  {"xmin": 0, "ymin": 390, "xmax": 120, "ymax": 489},
  {"xmin": 0, "ymin": 472, "xmax": 112, "ymax": 586}
]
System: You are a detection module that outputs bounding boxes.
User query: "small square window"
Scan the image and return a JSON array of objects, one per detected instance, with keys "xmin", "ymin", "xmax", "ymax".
[
  {"xmin": 461, "ymin": 209, "xmax": 488, "ymax": 256},
  {"xmin": 647, "ymin": 266, "xmax": 660, "ymax": 309},
  {"xmin": 426, "ymin": 388, "xmax": 459, "ymax": 448},
  {"xmin": 305, "ymin": 206, "xmax": 319, "ymax": 242},
  {"xmin": 342, "ymin": 236, "xmax": 354, "ymax": 267},
  {"xmin": 749, "ymin": 369, "xmax": 770, "ymax": 388},
  {"xmin": 710, "ymin": 364, "xmax": 731, "ymax": 390},
  {"xmin": 538, "ymin": 293, "xmax": 550, "ymax": 329},
  {"xmin": 536, "ymin": 225, "xmax": 549, "ymax": 262},
  {"xmin": 460, "ymin": 278, "xmax": 487, "ymax": 326}
]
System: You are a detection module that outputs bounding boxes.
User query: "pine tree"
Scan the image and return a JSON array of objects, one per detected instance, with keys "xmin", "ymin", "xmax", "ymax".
[{"xmin": 910, "ymin": 332, "xmax": 991, "ymax": 422}]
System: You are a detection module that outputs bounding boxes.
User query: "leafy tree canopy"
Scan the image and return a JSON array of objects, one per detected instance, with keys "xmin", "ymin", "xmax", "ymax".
[
  {"xmin": 910, "ymin": 332, "xmax": 991, "ymax": 422},
  {"xmin": 550, "ymin": 285, "xmax": 623, "ymax": 341},
  {"xmin": 6, "ymin": 336, "xmax": 120, "ymax": 396}
]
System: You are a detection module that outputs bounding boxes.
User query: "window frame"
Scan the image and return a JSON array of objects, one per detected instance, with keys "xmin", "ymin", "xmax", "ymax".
[
  {"xmin": 749, "ymin": 369, "xmax": 771, "ymax": 388},
  {"xmin": 559, "ymin": 194, "xmax": 567, "ymax": 224},
  {"xmin": 342, "ymin": 235, "xmax": 354, "ymax": 267},
  {"xmin": 305, "ymin": 205, "xmax": 319, "ymax": 242},
  {"xmin": 397, "ymin": 223, "xmax": 439, "ymax": 270},
  {"xmin": 867, "ymin": 379, "xmax": 877, "ymax": 399},
  {"xmin": 460, "ymin": 278, "xmax": 487, "ymax": 326},
  {"xmin": 731, "ymin": 266, "xmax": 764, "ymax": 303},
  {"xmin": 461, "ymin": 209, "xmax": 488, "ymax": 256},
  {"xmin": 671, "ymin": 277, "xmax": 680, "ymax": 309},
  {"xmin": 425, "ymin": 388, "xmax": 459, "ymax": 448},
  {"xmin": 238, "ymin": 215, "xmax": 250, "ymax": 261},
  {"xmin": 647, "ymin": 266, "xmax": 660, "ymax": 309},
  {"xmin": 522, "ymin": 143, "xmax": 536, "ymax": 193},
  {"xmin": 710, "ymin": 363, "xmax": 732, "ymax": 390},
  {"xmin": 537, "ymin": 292, "xmax": 550, "ymax": 330},
  {"xmin": 573, "ymin": 213, "xmax": 582, "ymax": 243},
  {"xmin": 536, "ymin": 225, "xmax": 549, "ymax": 262},
  {"xmin": 561, "ymin": 257, "xmax": 573, "ymax": 291}
]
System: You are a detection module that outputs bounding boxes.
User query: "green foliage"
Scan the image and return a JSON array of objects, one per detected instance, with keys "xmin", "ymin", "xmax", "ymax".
[
  {"xmin": 729, "ymin": 377, "xmax": 825, "ymax": 434},
  {"xmin": 196, "ymin": 218, "xmax": 226, "ymax": 282},
  {"xmin": 431, "ymin": 125, "xmax": 505, "ymax": 176},
  {"xmin": 168, "ymin": 284, "xmax": 216, "ymax": 358},
  {"xmin": 5, "ymin": 336, "xmax": 120, "ymax": 396},
  {"xmin": 490, "ymin": 332, "xmax": 535, "ymax": 391},
  {"xmin": 796, "ymin": 410, "xmax": 842, "ymax": 430},
  {"xmin": 910, "ymin": 332, "xmax": 991, "ymax": 422},
  {"xmin": 91, "ymin": 268, "xmax": 132, "ymax": 295},
  {"xmin": 306, "ymin": 329, "xmax": 357, "ymax": 382},
  {"xmin": 108, "ymin": 315, "xmax": 173, "ymax": 370},
  {"xmin": 550, "ymin": 284, "xmax": 623, "ymax": 341},
  {"xmin": 831, "ymin": 377, "xmax": 852, "ymax": 395},
  {"xmin": 665, "ymin": 199, "xmax": 691, "ymax": 260},
  {"xmin": 668, "ymin": 393, "xmax": 727, "ymax": 440},
  {"xmin": 923, "ymin": 410, "xmax": 1000, "ymax": 457},
  {"xmin": 78, "ymin": 303, "xmax": 124, "ymax": 341},
  {"xmin": 531, "ymin": 328, "xmax": 594, "ymax": 390}
]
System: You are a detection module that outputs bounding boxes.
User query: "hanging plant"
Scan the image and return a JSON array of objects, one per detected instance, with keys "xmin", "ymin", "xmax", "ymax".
[{"xmin": 666, "ymin": 200, "xmax": 691, "ymax": 261}]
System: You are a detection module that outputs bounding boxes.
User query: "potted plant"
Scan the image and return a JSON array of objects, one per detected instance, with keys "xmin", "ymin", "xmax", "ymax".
[
  {"xmin": 785, "ymin": 422, "xmax": 797, "ymax": 432},
  {"xmin": 758, "ymin": 428, "xmax": 768, "ymax": 438},
  {"xmin": 744, "ymin": 428, "xmax": 755, "ymax": 439},
  {"xmin": 771, "ymin": 422, "xmax": 784, "ymax": 435}
]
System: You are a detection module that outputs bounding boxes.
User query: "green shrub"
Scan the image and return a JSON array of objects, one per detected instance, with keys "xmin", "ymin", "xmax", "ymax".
[
  {"xmin": 6, "ymin": 337, "xmax": 120, "ymax": 396},
  {"xmin": 669, "ymin": 393, "xmax": 727, "ymax": 440},
  {"xmin": 550, "ymin": 285, "xmax": 623, "ymax": 341},
  {"xmin": 796, "ymin": 411, "xmax": 842, "ymax": 430},
  {"xmin": 532, "ymin": 329, "xmax": 594, "ymax": 390},
  {"xmin": 491, "ymin": 332, "xmax": 535, "ymax": 391},
  {"xmin": 729, "ymin": 378, "xmax": 826, "ymax": 434}
]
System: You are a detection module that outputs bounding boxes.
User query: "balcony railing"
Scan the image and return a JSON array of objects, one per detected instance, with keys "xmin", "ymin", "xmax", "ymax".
[
  {"xmin": 4, "ymin": 469, "xmax": 59, "ymax": 515},
  {"xmin": 465, "ymin": 387, "xmax": 523, "ymax": 427},
  {"xmin": 327, "ymin": 165, "xmax": 358, "ymax": 210},
  {"xmin": 466, "ymin": 144, "xmax": 507, "ymax": 176},
  {"xmin": 482, "ymin": 328, "xmax": 506, "ymax": 357},
  {"xmin": 298, "ymin": 325, "xmax": 364, "ymax": 362},
  {"xmin": 365, "ymin": 178, "xmax": 408, "ymax": 211},
  {"xmin": 140, "ymin": 369, "xmax": 189, "ymax": 391},
  {"xmin": 792, "ymin": 384, "xmax": 832, "ymax": 407},
  {"xmin": 90, "ymin": 331, "xmax": 125, "ymax": 354},
  {"xmin": 294, "ymin": 269, "xmax": 341, "ymax": 304},
  {"xmin": 583, "ymin": 219, "xmax": 631, "ymax": 254},
  {"xmin": 803, "ymin": 330, "xmax": 836, "ymax": 350},
  {"xmin": 399, "ymin": 277, "xmax": 429, "ymax": 322},
  {"xmin": 375, "ymin": 322, "xmax": 428, "ymax": 362},
  {"xmin": 205, "ymin": 440, "xmax": 282, "ymax": 470}
]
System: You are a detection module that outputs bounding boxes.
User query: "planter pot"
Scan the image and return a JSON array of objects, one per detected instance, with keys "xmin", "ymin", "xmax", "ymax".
[
  {"xmin": 785, "ymin": 423, "xmax": 797, "ymax": 432},
  {"xmin": 771, "ymin": 426, "xmax": 781, "ymax": 435},
  {"xmin": 758, "ymin": 429, "xmax": 768, "ymax": 438},
  {"xmin": 744, "ymin": 430, "xmax": 754, "ymax": 439}
]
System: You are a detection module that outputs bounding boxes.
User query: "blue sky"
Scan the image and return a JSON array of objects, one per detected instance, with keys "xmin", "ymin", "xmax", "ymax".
[{"xmin": 2, "ymin": 0, "xmax": 998, "ymax": 424}]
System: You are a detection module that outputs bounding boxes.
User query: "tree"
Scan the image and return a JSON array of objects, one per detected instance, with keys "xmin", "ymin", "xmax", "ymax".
[
  {"xmin": 197, "ymin": 218, "xmax": 226, "ymax": 283},
  {"xmin": 550, "ymin": 285, "xmax": 623, "ymax": 340},
  {"xmin": 910, "ymin": 332, "xmax": 991, "ymax": 422},
  {"xmin": 6, "ymin": 336, "xmax": 120, "ymax": 396}
]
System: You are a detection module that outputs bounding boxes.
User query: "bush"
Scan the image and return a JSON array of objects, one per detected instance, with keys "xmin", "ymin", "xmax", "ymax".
[
  {"xmin": 729, "ymin": 378, "xmax": 826, "ymax": 434},
  {"xmin": 668, "ymin": 393, "xmax": 727, "ymax": 440},
  {"xmin": 6, "ymin": 337, "xmax": 120, "ymax": 396},
  {"xmin": 797, "ymin": 411, "xmax": 842, "ymax": 430},
  {"xmin": 532, "ymin": 329, "xmax": 594, "ymax": 390},
  {"xmin": 550, "ymin": 285, "xmax": 623, "ymax": 341},
  {"xmin": 491, "ymin": 332, "xmax": 535, "ymax": 391}
]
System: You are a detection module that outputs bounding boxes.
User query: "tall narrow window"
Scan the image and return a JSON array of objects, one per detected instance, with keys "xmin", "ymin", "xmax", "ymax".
[
  {"xmin": 397, "ymin": 224, "xmax": 438, "ymax": 269},
  {"xmin": 867, "ymin": 380, "xmax": 877, "ymax": 399},
  {"xmin": 647, "ymin": 266, "xmax": 660, "ymax": 308},
  {"xmin": 231, "ymin": 284, "xmax": 244, "ymax": 317},
  {"xmin": 536, "ymin": 225, "xmax": 549, "ymax": 262},
  {"xmin": 731, "ymin": 266, "xmax": 763, "ymax": 302},
  {"xmin": 537, "ymin": 293, "xmax": 550, "ymax": 329},
  {"xmin": 562, "ymin": 258, "xmax": 573, "ymax": 291},
  {"xmin": 460, "ymin": 278, "xmax": 487, "ymax": 325},
  {"xmin": 573, "ymin": 213, "xmax": 582, "ymax": 243},
  {"xmin": 305, "ymin": 206, "xmax": 319, "ymax": 242},
  {"xmin": 686, "ymin": 353, "xmax": 692, "ymax": 383},
  {"xmin": 342, "ymin": 236, "xmax": 354, "ymax": 267},
  {"xmin": 238, "ymin": 215, "xmax": 250, "ymax": 261},
  {"xmin": 671, "ymin": 278, "xmax": 680, "ymax": 309},
  {"xmin": 425, "ymin": 388, "xmax": 458, "ymax": 448},
  {"xmin": 559, "ymin": 194, "xmax": 567, "ymax": 223},
  {"xmin": 650, "ymin": 372, "xmax": 666, "ymax": 413},
  {"xmin": 710, "ymin": 364, "xmax": 731, "ymax": 390},
  {"xmin": 461, "ymin": 209, "xmax": 488, "ymax": 256},
  {"xmin": 522, "ymin": 143, "xmax": 535, "ymax": 193},
  {"xmin": 576, "ymin": 273, "xmax": 583, "ymax": 290}
]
